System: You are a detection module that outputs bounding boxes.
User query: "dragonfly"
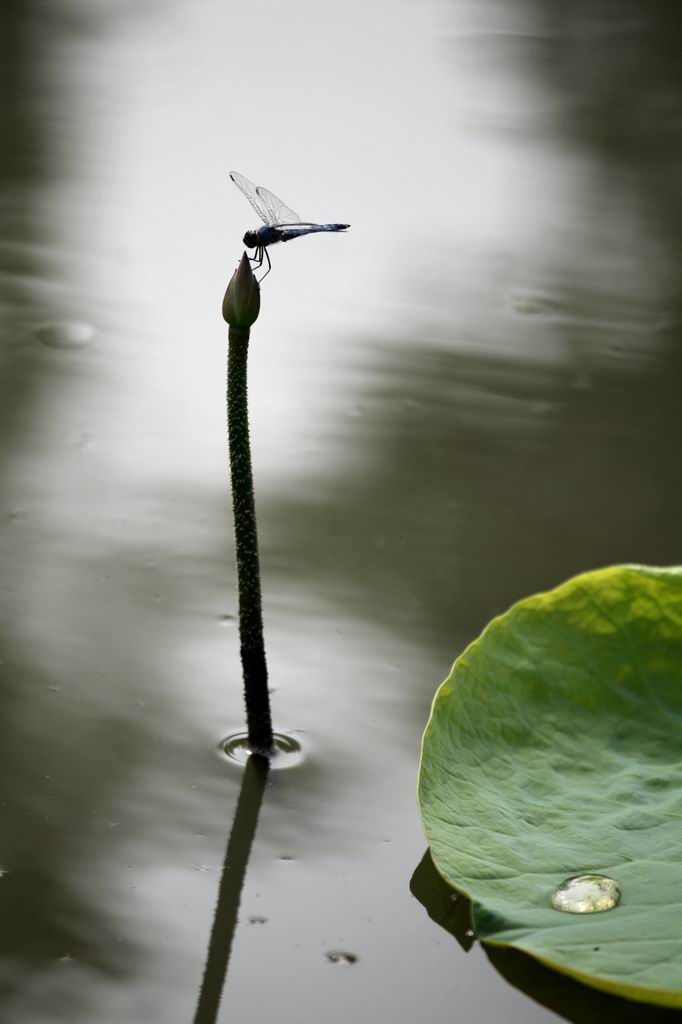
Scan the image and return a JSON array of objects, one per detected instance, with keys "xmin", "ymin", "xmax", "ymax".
[{"xmin": 230, "ymin": 171, "xmax": 349, "ymax": 280}]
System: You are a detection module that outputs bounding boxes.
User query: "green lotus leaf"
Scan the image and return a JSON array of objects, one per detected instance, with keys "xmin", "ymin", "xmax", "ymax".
[{"xmin": 418, "ymin": 565, "xmax": 682, "ymax": 1008}]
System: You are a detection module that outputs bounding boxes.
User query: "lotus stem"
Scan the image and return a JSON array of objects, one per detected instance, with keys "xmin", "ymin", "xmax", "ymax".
[
  {"xmin": 226, "ymin": 327, "xmax": 274, "ymax": 754},
  {"xmin": 223, "ymin": 254, "xmax": 273, "ymax": 754}
]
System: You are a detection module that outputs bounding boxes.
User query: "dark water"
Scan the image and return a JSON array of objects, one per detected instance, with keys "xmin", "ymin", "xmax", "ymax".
[{"xmin": 1, "ymin": 1, "xmax": 681, "ymax": 1021}]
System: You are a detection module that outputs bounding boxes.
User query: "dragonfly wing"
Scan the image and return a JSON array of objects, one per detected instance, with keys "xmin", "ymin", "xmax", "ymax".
[
  {"xmin": 255, "ymin": 185, "xmax": 302, "ymax": 226},
  {"xmin": 230, "ymin": 171, "xmax": 277, "ymax": 226}
]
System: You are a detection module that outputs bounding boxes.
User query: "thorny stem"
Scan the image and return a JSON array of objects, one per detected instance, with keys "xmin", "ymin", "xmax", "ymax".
[{"xmin": 227, "ymin": 326, "xmax": 274, "ymax": 754}]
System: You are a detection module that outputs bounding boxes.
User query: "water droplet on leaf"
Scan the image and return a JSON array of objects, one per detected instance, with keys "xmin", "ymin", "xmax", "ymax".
[{"xmin": 551, "ymin": 874, "xmax": 620, "ymax": 913}]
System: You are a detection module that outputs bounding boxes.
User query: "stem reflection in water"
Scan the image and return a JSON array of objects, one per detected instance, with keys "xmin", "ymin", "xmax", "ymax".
[{"xmin": 193, "ymin": 754, "xmax": 269, "ymax": 1024}]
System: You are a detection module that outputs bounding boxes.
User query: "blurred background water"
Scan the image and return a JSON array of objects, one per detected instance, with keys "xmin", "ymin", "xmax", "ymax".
[{"xmin": 1, "ymin": 0, "xmax": 680, "ymax": 1021}]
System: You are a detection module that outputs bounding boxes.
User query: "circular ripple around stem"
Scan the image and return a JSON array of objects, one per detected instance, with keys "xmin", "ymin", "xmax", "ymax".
[{"xmin": 219, "ymin": 731, "xmax": 303, "ymax": 770}]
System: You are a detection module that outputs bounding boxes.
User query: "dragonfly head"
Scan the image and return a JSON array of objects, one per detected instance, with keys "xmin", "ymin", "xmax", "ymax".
[{"xmin": 243, "ymin": 230, "xmax": 259, "ymax": 249}]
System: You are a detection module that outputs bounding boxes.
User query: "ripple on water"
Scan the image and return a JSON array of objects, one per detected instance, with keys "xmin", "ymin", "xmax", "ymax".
[
  {"xmin": 37, "ymin": 320, "xmax": 94, "ymax": 350},
  {"xmin": 219, "ymin": 731, "xmax": 303, "ymax": 770},
  {"xmin": 325, "ymin": 950, "xmax": 359, "ymax": 966},
  {"xmin": 505, "ymin": 288, "xmax": 561, "ymax": 318}
]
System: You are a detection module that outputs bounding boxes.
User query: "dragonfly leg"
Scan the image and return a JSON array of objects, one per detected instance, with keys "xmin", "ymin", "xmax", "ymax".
[
  {"xmin": 245, "ymin": 245, "xmax": 271, "ymax": 283},
  {"xmin": 247, "ymin": 246, "xmax": 264, "ymax": 270},
  {"xmin": 258, "ymin": 246, "xmax": 272, "ymax": 282}
]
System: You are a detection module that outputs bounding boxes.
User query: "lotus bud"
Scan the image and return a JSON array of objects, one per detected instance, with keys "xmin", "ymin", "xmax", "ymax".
[{"xmin": 222, "ymin": 252, "xmax": 260, "ymax": 329}]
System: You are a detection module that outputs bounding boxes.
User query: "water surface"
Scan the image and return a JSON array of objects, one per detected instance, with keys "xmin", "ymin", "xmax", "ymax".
[{"xmin": 1, "ymin": 1, "xmax": 680, "ymax": 1021}]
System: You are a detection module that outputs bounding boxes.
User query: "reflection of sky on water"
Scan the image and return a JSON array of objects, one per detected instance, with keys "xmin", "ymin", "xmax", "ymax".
[{"xmin": 1, "ymin": 0, "xmax": 681, "ymax": 1020}]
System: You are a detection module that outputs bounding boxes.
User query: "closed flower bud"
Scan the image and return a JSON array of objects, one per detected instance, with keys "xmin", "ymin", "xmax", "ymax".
[{"xmin": 222, "ymin": 252, "xmax": 260, "ymax": 328}]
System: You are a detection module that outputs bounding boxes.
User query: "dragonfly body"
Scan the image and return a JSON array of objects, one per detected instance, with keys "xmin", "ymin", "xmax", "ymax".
[
  {"xmin": 244, "ymin": 223, "xmax": 350, "ymax": 249},
  {"xmin": 231, "ymin": 171, "xmax": 349, "ymax": 279}
]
